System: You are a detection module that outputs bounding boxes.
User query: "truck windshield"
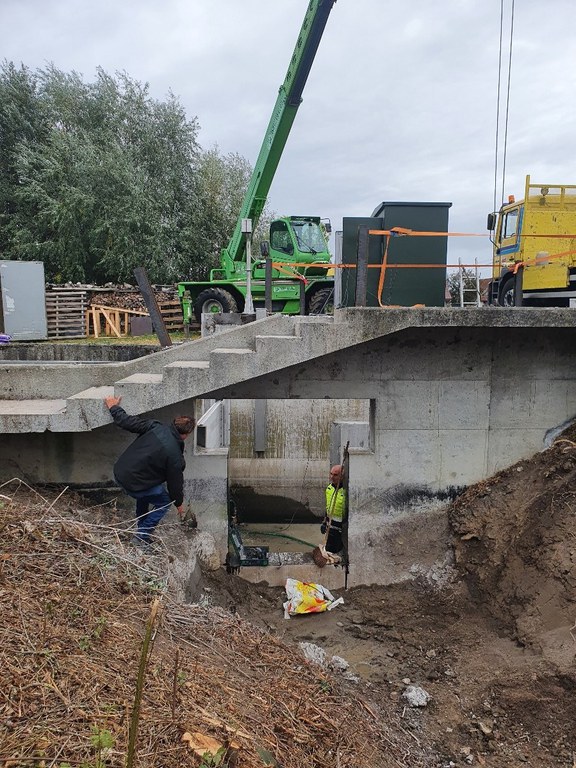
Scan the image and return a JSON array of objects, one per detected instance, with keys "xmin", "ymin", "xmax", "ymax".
[{"xmin": 292, "ymin": 221, "xmax": 327, "ymax": 254}]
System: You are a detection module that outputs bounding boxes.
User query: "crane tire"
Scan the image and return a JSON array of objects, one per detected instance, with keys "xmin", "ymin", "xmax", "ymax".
[
  {"xmin": 194, "ymin": 288, "xmax": 239, "ymax": 322},
  {"xmin": 308, "ymin": 286, "xmax": 334, "ymax": 315}
]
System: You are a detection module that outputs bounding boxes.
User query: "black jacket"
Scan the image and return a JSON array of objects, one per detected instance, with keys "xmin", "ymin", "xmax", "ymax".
[{"xmin": 110, "ymin": 406, "xmax": 186, "ymax": 506}]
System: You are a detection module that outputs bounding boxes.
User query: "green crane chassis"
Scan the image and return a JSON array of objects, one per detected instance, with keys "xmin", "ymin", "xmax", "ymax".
[{"xmin": 178, "ymin": 277, "xmax": 334, "ymax": 325}]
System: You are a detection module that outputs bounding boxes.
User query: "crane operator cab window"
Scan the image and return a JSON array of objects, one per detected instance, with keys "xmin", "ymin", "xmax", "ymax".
[
  {"xmin": 292, "ymin": 220, "xmax": 326, "ymax": 254},
  {"xmin": 270, "ymin": 221, "xmax": 294, "ymax": 255}
]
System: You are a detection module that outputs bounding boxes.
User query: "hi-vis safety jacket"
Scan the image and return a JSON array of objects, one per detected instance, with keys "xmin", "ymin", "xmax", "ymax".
[{"xmin": 325, "ymin": 485, "xmax": 346, "ymax": 523}]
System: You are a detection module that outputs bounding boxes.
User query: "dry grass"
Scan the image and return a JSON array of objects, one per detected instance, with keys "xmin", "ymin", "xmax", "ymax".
[{"xmin": 0, "ymin": 479, "xmax": 432, "ymax": 768}]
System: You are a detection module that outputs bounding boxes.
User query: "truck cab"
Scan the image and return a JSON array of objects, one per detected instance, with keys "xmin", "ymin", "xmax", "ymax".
[{"xmin": 489, "ymin": 176, "xmax": 576, "ymax": 306}]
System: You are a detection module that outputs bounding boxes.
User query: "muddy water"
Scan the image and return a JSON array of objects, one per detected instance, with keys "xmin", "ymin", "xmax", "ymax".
[{"xmin": 239, "ymin": 522, "xmax": 322, "ymax": 553}]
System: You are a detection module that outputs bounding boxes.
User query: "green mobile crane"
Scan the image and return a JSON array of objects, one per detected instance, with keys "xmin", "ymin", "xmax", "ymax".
[{"xmin": 177, "ymin": 0, "xmax": 337, "ymax": 324}]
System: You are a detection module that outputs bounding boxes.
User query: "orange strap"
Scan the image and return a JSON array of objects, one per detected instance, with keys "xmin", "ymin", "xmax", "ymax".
[
  {"xmin": 369, "ymin": 227, "xmax": 576, "ymax": 239},
  {"xmin": 270, "ymin": 263, "xmax": 308, "ymax": 284},
  {"xmin": 369, "ymin": 228, "xmax": 487, "ymax": 237}
]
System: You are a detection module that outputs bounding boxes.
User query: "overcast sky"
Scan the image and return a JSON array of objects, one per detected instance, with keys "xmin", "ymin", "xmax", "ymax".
[{"xmin": 2, "ymin": 0, "xmax": 576, "ymax": 268}]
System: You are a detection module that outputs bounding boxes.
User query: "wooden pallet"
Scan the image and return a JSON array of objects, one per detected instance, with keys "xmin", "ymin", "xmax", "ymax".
[
  {"xmin": 158, "ymin": 300, "xmax": 184, "ymax": 332},
  {"xmin": 45, "ymin": 289, "xmax": 89, "ymax": 339},
  {"xmin": 86, "ymin": 301, "xmax": 183, "ymax": 337},
  {"xmin": 87, "ymin": 305, "xmax": 148, "ymax": 338}
]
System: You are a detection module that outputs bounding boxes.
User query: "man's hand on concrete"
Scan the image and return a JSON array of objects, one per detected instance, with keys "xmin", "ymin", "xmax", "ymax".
[
  {"xmin": 176, "ymin": 504, "xmax": 185, "ymax": 519},
  {"xmin": 105, "ymin": 396, "xmax": 122, "ymax": 409}
]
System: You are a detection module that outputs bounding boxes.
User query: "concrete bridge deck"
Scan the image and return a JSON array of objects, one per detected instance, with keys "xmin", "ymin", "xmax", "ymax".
[
  {"xmin": 2, "ymin": 306, "xmax": 575, "ymax": 587},
  {"xmin": 1, "ymin": 307, "xmax": 572, "ymax": 433}
]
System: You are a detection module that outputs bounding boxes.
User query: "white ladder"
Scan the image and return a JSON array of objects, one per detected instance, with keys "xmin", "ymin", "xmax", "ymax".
[{"xmin": 458, "ymin": 259, "xmax": 482, "ymax": 307}]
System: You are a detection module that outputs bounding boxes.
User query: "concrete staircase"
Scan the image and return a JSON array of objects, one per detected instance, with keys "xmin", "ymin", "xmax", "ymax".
[
  {"xmin": 2, "ymin": 305, "xmax": 570, "ymax": 434},
  {"xmin": 1, "ymin": 313, "xmax": 342, "ymax": 433}
]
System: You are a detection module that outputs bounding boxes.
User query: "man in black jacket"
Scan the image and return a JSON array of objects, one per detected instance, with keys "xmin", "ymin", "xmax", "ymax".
[{"xmin": 105, "ymin": 396, "xmax": 195, "ymax": 545}]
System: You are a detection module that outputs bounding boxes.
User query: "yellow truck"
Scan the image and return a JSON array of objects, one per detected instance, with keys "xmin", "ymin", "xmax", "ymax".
[{"xmin": 488, "ymin": 176, "xmax": 576, "ymax": 306}]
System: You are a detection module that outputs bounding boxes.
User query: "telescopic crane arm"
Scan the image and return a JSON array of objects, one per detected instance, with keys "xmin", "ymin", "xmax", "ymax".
[{"xmin": 222, "ymin": 0, "xmax": 336, "ymax": 274}]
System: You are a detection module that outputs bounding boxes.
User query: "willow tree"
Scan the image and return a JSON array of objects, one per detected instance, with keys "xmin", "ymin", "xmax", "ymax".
[{"xmin": 0, "ymin": 62, "xmax": 257, "ymax": 285}]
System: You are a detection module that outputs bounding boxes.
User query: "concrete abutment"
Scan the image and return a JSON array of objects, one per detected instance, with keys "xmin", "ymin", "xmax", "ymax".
[{"xmin": 1, "ymin": 309, "xmax": 575, "ymax": 587}]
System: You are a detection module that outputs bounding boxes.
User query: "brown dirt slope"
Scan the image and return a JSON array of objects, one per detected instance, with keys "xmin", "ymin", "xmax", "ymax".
[
  {"xmin": 450, "ymin": 424, "xmax": 576, "ymax": 670},
  {"xmin": 3, "ymin": 421, "xmax": 576, "ymax": 768},
  {"xmin": 0, "ymin": 480, "xmax": 433, "ymax": 768}
]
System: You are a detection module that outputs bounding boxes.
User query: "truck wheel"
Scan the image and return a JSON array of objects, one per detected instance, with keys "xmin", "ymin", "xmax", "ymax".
[
  {"xmin": 193, "ymin": 288, "xmax": 238, "ymax": 322},
  {"xmin": 308, "ymin": 286, "xmax": 334, "ymax": 315},
  {"xmin": 498, "ymin": 275, "xmax": 517, "ymax": 307}
]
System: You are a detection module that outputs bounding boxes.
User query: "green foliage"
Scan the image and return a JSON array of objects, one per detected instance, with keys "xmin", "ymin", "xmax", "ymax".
[
  {"xmin": 199, "ymin": 748, "xmax": 228, "ymax": 767},
  {"xmin": 58, "ymin": 727, "xmax": 114, "ymax": 768},
  {"xmin": 90, "ymin": 726, "xmax": 114, "ymax": 752},
  {"xmin": 189, "ymin": 146, "xmax": 272, "ymax": 281},
  {"xmin": 0, "ymin": 62, "xmax": 256, "ymax": 284}
]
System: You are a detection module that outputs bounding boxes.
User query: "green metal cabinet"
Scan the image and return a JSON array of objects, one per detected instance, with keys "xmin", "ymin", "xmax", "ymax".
[{"xmin": 340, "ymin": 201, "xmax": 452, "ymax": 308}]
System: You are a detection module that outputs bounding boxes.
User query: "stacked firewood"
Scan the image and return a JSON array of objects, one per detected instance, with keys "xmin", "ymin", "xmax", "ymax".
[{"xmin": 87, "ymin": 285, "xmax": 179, "ymax": 311}]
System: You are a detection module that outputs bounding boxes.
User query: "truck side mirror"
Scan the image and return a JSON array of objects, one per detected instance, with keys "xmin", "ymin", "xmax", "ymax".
[
  {"xmin": 260, "ymin": 241, "xmax": 270, "ymax": 258},
  {"xmin": 487, "ymin": 213, "xmax": 496, "ymax": 232}
]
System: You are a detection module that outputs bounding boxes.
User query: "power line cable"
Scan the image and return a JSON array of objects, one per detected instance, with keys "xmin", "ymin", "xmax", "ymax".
[
  {"xmin": 493, "ymin": 0, "xmax": 505, "ymax": 217},
  {"xmin": 500, "ymin": 0, "xmax": 516, "ymax": 207},
  {"xmin": 493, "ymin": 0, "xmax": 516, "ymax": 212}
]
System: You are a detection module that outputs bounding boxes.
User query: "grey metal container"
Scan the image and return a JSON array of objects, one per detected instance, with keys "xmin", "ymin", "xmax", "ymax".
[{"xmin": 0, "ymin": 261, "xmax": 48, "ymax": 340}]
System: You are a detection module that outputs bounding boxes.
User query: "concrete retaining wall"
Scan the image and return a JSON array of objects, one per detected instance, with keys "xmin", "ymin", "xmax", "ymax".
[
  {"xmin": 0, "ymin": 343, "xmax": 157, "ymax": 361},
  {"xmin": 221, "ymin": 325, "xmax": 576, "ymax": 585}
]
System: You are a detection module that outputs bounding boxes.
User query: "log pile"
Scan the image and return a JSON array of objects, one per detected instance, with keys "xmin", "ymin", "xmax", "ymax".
[{"xmin": 87, "ymin": 285, "xmax": 179, "ymax": 313}]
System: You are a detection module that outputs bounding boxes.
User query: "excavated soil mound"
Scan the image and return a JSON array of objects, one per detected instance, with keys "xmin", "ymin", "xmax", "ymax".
[
  {"xmin": 450, "ymin": 424, "xmax": 576, "ymax": 671},
  {"xmin": 3, "ymin": 418, "xmax": 576, "ymax": 768}
]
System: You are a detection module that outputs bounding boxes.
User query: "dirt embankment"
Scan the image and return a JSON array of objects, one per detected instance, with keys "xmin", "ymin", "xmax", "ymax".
[
  {"xmin": 3, "ymin": 422, "xmax": 576, "ymax": 768},
  {"xmin": 450, "ymin": 425, "xmax": 576, "ymax": 670},
  {"xmin": 0, "ymin": 481, "xmax": 432, "ymax": 768}
]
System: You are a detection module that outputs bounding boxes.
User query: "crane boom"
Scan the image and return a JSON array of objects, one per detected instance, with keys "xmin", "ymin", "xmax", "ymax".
[{"xmin": 222, "ymin": 0, "xmax": 336, "ymax": 273}]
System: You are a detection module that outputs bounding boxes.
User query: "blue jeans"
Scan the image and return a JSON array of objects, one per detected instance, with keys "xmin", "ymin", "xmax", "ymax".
[{"xmin": 119, "ymin": 482, "xmax": 172, "ymax": 542}]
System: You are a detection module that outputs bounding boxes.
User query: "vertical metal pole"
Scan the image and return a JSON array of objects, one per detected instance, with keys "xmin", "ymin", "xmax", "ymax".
[
  {"xmin": 242, "ymin": 219, "xmax": 254, "ymax": 314},
  {"xmin": 475, "ymin": 259, "xmax": 481, "ymax": 306},
  {"xmin": 334, "ymin": 230, "xmax": 343, "ymax": 308},
  {"xmin": 265, "ymin": 257, "xmax": 272, "ymax": 314},
  {"xmin": 458, "ymin": 258, "xmax": 464, "ymax": 307},
  {"xmin": 300, "ymin": 281, "xmax": 306, "ymax": 315},
  {"xmin": 355, "ymin": 226, "xmax": 369, "ymax": 307}
]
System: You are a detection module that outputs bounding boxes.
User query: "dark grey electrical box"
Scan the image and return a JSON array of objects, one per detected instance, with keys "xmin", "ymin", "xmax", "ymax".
[
  {"xmin": 0, "ymin": 261, "xmax": 48, "ymax": 340},
  {"xmin": 340, "ymin": 201, "xmax": 452, "ymax": 308}
]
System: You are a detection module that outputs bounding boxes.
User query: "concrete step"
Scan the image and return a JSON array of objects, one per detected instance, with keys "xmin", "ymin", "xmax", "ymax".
[
  {"xmin": 69, "ymin": 385, "xmax": 115, "ymax": 400},
  {"xmin": 162, "ymin": 360, "xmax": 211, "ymax": 400},
  {"xmin": 208, "ymin": 347, "xmax": 256, "ymax": 384},
  {"xmin": 0, "ymin": 399, "xmax": 66, "ymax": 415},
  {"xmin": 254, "ymin": 335, "xmax": 301, "ymax": 354},
  {"xmin": 114, "ymin": 373, "xmax": 164, "ymax": 386},
  {"xmin": 113, "ymin": 373, "xmax": 166, "ymax": 413}
]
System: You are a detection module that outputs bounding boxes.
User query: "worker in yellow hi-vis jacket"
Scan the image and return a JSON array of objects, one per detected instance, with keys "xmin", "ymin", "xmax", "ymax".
[{"xmin": 321, "ymin": 464, "xmax": 346, "ymax": 554}]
